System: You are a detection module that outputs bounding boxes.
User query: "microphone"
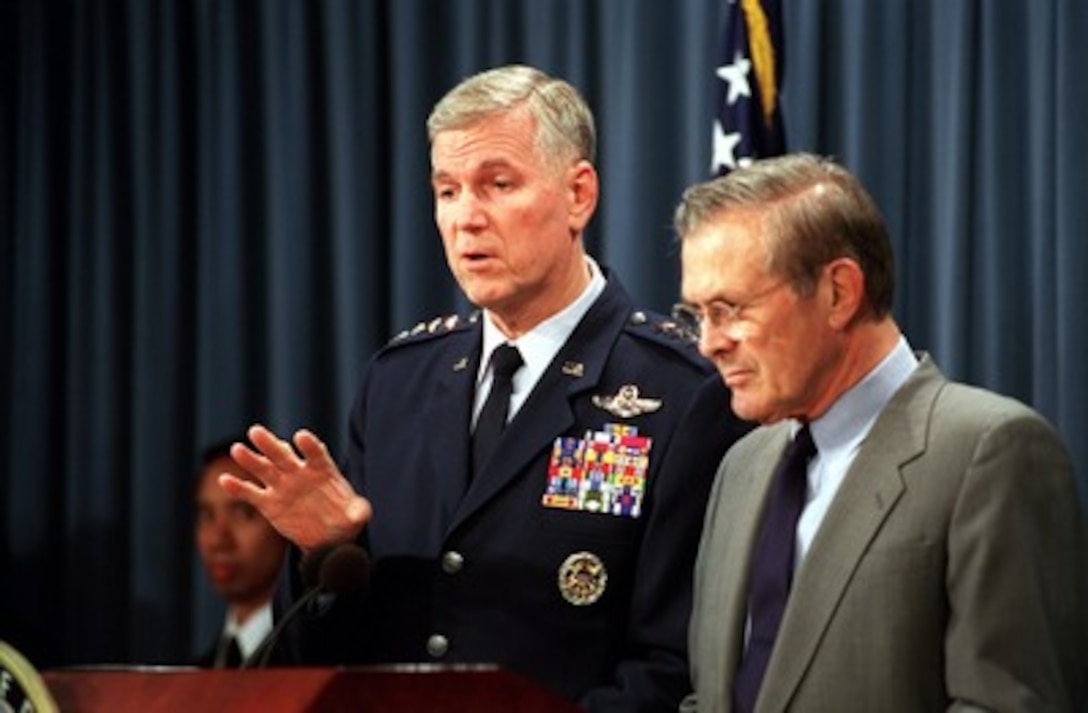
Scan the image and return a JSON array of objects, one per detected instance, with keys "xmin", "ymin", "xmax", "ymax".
[{"xmin": 243, "ymin": 543, "xmax": 372, "ymax": 669}]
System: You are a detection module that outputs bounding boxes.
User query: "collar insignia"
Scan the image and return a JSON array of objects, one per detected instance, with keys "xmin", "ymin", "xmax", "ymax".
[{"xmin": 562, "ymin": 361, "xmax": 585, "ymax": 377}]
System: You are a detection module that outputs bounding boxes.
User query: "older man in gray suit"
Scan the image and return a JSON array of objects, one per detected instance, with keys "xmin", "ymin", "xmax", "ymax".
[{"xmin": 672, "ymin": 153, "xmax": 1087, "ymax": 712}]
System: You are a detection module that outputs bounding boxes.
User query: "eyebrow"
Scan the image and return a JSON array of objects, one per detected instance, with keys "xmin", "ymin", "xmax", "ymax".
[
  {"xmin": 432, "ymin": 158, "xmax": 517, "ymax": 181},
  {"xmin": 679, "ymin": 288, "xmax": 734, "ymax": 307}
]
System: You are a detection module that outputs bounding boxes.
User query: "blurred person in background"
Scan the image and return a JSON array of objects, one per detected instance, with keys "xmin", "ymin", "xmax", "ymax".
[{"xmin": 194, "ymin": 438, "xmax": 288, "ymax": 668}]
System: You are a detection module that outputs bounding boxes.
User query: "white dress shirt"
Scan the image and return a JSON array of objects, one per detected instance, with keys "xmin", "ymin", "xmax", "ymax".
[
  {"xmin": 473, "ymin": 257, "xmax": 606, "ymax": 428},
  {"xmin": 797, "ymin": 337, "xmax": 919, "ymax": 565},
  {"xmin": 221, "ymin": 601, "xmax": 274, "ymax": 661}
]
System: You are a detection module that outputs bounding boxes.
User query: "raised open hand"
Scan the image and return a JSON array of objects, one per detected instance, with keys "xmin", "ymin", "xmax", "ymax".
[{"xmin": 218, "ymin": 424, "xmax": 372, "ymax": 553}]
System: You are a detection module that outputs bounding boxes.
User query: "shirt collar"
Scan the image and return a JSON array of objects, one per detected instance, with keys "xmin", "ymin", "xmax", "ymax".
[
  {"xmin": 223, "ymin": 601, "xmax": 274, "ymax": 659},
  {"xmin": 807, "ymin": 336, "xmax": 918, "ymax": 455},
  {"xmin": 477, "ymin": 256, "xmax": 606, "ymax": 385}
]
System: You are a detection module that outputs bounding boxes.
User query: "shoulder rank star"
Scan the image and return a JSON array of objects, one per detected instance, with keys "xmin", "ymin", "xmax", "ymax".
[{"xmin": 592, "ymin": 384, "xmax": 662, "ymax": 418}]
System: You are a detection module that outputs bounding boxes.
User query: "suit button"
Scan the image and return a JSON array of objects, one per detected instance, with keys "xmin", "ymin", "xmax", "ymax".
[
  {"xmin": 426, "ymin": 634, "xmax": 449, "ymax": 659},
  {"xmin": 441, "ymin": 550, "xmax": 464, "ymax": 574}
]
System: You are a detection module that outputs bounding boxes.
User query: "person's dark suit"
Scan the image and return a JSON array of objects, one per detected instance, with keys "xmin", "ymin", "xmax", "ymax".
[
  {"xmin": 283, "ymin": 272, "xmax": 751, "ymax": 710},
  {"xmin": 687, "ymin": 355, "xmax": 1088, "ymax": 712}
]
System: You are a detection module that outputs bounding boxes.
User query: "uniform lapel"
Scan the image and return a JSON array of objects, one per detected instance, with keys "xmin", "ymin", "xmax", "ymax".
[
  {"xmin": 449, "ymin": 279, "xmax": 629, "ymax": 531},
  {"xmin": 758, "ymin": 357, "xmax": 944, "ymax": 711},
  {"xmin": 423, "ymin": 327, "xmax": 480, "ymax": 519}
]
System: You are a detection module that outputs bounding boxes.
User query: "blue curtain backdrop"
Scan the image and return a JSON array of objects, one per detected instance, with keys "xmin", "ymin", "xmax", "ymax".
[{"xmin": 3, "ymin": 0, "xmax": 1086, "ymax": 667}]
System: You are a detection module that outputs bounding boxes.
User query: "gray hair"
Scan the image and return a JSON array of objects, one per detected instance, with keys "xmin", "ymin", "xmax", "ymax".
[
  {"xmin": 674, "ymin": 153, "xmax": 894, "ymax": 318},
  {"xmin": 427, "ymin": 65, "xmax": 596, "ymax": 167}
]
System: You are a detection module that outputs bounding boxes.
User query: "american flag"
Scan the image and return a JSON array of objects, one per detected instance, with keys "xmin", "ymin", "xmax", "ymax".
[{"xmin": 711, "ymin": 0, "xmax": 787, "ymax": 175}]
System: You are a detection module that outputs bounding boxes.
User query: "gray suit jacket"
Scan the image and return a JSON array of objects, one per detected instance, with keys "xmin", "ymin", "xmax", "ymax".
[{"xmin": 687, "ymin": 355, "xmax": 1088, "ymax": 712}]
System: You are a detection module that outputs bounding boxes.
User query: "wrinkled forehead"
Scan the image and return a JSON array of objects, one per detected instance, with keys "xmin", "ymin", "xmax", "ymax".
[
  {"xmin": 681, "ymin": 213, "xmax": 773, "ymax": 297},
  {"xmin": 684, "ymin": 210, "xmax": 772, "ymax": 266}
]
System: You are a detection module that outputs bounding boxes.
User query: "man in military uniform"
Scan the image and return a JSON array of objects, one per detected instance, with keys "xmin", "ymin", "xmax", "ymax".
[{"xmin": 220, "ymin": 64, "xmax": 749, "ymax": 710}]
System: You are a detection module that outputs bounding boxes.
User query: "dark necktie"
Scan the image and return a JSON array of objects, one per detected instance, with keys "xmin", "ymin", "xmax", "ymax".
[
  {"xmin": 471, "ymin": 344, "xmax": 523, "ymax": 478},
  {"xmin": 733, "ymin": 425, "xmax": 817, "ymax": 713},
  {"xmin": 215, "ymin": 635, "xmax": 243, "ymax": 668}
]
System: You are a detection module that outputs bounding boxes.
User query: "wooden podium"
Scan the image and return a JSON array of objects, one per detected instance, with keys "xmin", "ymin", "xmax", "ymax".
[{"xmin": 43, "ymin": 664, "xmax": 580, "ymax": 712}]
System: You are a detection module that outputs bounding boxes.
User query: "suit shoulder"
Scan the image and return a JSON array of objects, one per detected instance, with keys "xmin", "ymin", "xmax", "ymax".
[
  {"xmin": 724, "ymin": 423, "xmax": 788, "ymax": 463},
  {"xmin": 377, "ymin": 311, "xmax": 479, "ymax": 355},
  {"xmin": 937, "ymin": 379, "xmax": 1036, "ymax": 414},
  {"xmin": 621, "ymin": 308, "xmax": 705, "ymax": 365},
  {"xmin": 931, "ymin": 380, "xmax": 1065, "ymax": 445}
]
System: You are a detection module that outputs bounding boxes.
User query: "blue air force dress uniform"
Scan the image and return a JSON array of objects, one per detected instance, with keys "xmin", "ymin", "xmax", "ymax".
[{"xmin": 284, "ymin": 271, "xmax": 750, "ymax": 709}]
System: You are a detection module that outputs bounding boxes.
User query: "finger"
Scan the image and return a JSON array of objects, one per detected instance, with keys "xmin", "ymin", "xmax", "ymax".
[
  {"xmin": 218, "ymin": 473, "xmax": 266, "ymax": 502},
  {"xmin": 230, "ymin": 441, "xmax": 275, "ymax": 482},
  {"xmin": 248, "ymin": 424, "xmax": 302, "ymax": 471},
  {"xmin": 294, "ymin": 429, "xmax": 338, "ymax": 471}
]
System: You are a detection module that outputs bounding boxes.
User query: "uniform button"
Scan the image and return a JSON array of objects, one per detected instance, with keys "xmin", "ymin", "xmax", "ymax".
[
  {"xmin": 426, "ymin": 634, "xmax": 449, "ymax": 658},
  {"xmin": 630, "ymin": 310, "xmax": 647, "ymax": 325},
  {"xmin": 441, "ymin": 550, "xmax": 464, "ymax": 574}
]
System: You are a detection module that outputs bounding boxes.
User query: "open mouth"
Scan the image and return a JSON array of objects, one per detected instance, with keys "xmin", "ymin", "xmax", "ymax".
[{"xmin": 461, "ymin": 251, "xmax": 497, "ymax": 268}]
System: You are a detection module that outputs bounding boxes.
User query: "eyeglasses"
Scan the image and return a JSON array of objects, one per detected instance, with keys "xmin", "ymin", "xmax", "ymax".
[{"xmin": 670, "ymin": 280, "xmax": 790, "ymax": 341}]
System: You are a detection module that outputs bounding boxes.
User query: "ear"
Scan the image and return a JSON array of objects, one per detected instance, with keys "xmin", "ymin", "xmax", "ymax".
[
  {"xmin": 825, "ymin": 257, "xmax": 865, "ymax": 329},
  {"xmin": 567, "ymin": 160, "xmax": 599, "ymax": 233}
]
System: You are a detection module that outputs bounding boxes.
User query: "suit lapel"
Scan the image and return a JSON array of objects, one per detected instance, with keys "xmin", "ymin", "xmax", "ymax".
[
  {"xmin": 712, "ymin": 426, "xmax": 793, "ymax": 687},
  {"xmin": 759, "ymin": 357, "xmax": 945, "ymax": 711}
]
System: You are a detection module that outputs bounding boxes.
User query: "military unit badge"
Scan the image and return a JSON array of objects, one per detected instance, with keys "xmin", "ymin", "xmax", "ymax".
[
  {"xmin": 542, "ymin": 424, "xmax": 651, "ymax": 518},
  {"xmin": 557, "ymin": 551, "xmax": 608, "ymax": 606}
]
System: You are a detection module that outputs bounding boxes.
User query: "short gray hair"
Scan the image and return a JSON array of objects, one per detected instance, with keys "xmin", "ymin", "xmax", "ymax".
[{"xmin": 427, "ymin": 65, "xmax": 596, "ymax": 167}]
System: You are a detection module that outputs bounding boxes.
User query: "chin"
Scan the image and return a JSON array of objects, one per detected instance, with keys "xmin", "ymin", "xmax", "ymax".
[
  {"xmin": 471, "ymin": 290, "xmax": 518, "ymax": 316},
  {"xmin": 731, "ymin": 399, "xmax": 771, "ymax": 425},
  {"xmin": 459, "ymin": 281, "xmax": 498, "ymax": 307}
]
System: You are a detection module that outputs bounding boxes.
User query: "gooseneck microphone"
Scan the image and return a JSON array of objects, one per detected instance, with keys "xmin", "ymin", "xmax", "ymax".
[{"xmin": 243, "ymin": 543, "xmax": 372, "ymax": 669}]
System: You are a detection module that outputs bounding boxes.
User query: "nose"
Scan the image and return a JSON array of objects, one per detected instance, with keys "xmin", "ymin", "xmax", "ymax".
[
  {"xmin": 698, "ymin": 322, "xmax": 739, "ymax": 360},
  {"xmin": 449, "ymin": 193, "xmax": 487, "ymax": 233},
  {"xmin": 697, "ymin": 331, "xmax": 716, "ymax": 360},
  {"xmin": 204, "ymin": 517, "xmax": 236, "ymax": 549}
]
